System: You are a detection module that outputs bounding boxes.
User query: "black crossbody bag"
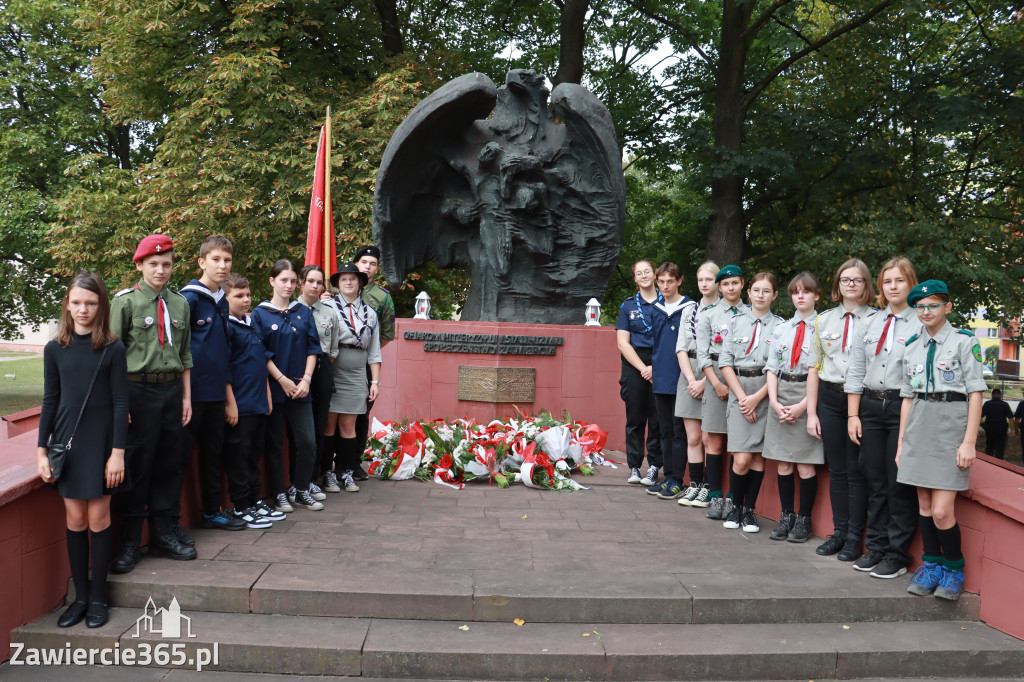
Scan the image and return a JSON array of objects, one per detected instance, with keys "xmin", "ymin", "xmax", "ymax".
[{"xmin": 47, "ymin": 347, "xmax": 107, "ymax": 481}]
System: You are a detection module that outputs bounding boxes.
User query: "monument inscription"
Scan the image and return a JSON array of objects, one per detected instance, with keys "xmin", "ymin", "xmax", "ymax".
[
  {"xmin": 403, "ymin": 331, "xmax": 564, "ymax": 356},
  {"xmin": 458, "ymin": 366, "xmax": 536, "ymax": 403}
]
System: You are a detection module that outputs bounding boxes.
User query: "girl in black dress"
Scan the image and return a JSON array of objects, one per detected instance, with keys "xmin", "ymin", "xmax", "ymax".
[{"xmin": 36, "ymin": 272, "xmax": 129, "ymax": 629}]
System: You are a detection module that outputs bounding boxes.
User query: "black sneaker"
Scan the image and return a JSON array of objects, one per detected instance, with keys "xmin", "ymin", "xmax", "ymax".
[
  {"xmin": 787, "ymin": 515, "xmax": 812, "ymax": 543},
  {"xmin": 837, "ymin": 539, "xmax": 863, "ymax": 562},
  {"xmin": 815, "ymin": 534, "xmax": 845, "ymax": 556},
  {"xmin": 853, "ymin": 549, "xmax": 886, "ymax": 572},
  {"xmin": 656, "ymin": 480, "xmax": 686, "ymax": 500},
  {"xmin": 706, "ymin": 496, "xmax": 725, "ymax": 520},
  {"xmin": 740, "ymin": 508, "xmax": 760, "ymax": 533},
  {"xmin": 723, "ymin": 505, "xmax": 742, "ymax": 529},
  {"xmin": 769, "ymin": 512, "xmax": 795, "ymax": 540},
  {"xmin": 647, "ymin": 480, "xmax": 669, "ymax": 496},
  {"xmin": 200, "ymin": 509, "xmax": 247, "ymax": 531},
  {"xmin": 350, "ymin": 465, "xmax": 369, "ymax": 481},
  {"xmin": 870, "ymin": 556, "xmax": 907, "ymax": 579},
  {"xmin": 232, "ymin": 507, "xmax": 273, "ymax": 529}
]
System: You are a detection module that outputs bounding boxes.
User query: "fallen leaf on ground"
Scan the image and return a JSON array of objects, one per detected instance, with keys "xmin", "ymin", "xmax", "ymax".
[
  {"xmin": 458, "ymin": 625, "xmax": 469, "ymax": 631},
  {"xmin": 513, "ymin": 618, "xmax": 525, "ymax": 626},
  {"xmin": 522, "ymin": 515, "xmax": 528, "ymax": 519},
  {"xmin": 582, "ymin": 633, "xmax": 591, "ymax": 637},
  {"xmin": 842, "ymin": 625, "xmax": 851, "ymax": 630}
]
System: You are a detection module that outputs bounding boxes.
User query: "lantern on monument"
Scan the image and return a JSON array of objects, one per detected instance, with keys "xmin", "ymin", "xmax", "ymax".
[
  {"xmin": 414, "ymin": 291, "xmax": 432, "ymax": 320},
  {"xmin": 585, "ymin": 298, "xmax": 601, "ymax": 326}
]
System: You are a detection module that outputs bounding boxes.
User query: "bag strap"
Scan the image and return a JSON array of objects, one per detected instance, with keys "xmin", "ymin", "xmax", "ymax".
[{"xmin": 65, "ymin": 346, "xmax": 108, "ymax": 449}]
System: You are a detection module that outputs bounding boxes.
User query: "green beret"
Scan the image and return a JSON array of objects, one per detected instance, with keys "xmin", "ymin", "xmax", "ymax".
[
  {"xmin": 908, "ymin": 279, "xmax": 948, "ymax": 306},
  {"xmin": 715, "ymin": 264, "xmax": 743, "ymax": 283}
]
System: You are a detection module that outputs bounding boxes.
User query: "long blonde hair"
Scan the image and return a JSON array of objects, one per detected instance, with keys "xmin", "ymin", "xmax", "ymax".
[{"xmin": 876, "ymin": 257, "xmax": 918, "ymax": 308}]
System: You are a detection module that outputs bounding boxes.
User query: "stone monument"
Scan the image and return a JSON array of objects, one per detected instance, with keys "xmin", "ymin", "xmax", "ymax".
[{"xmin": 373, "ymin": 70, "xmax": 625, "ymax": 324}]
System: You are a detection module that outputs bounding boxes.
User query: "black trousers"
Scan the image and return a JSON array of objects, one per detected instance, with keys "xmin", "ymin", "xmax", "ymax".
[
  {"xmin": 859, "ymin": 394, "xmax": 918, "ymax": 563},
  {"xmin": 120, "ymin": 380, "xmax": 184, "ymax": 521},
  {"xmin": 187, "ymin": 400, "xmax": 227, "ymax": 515},
  {"xmin": 818, "ymin": 386, "xmax": 867, "ymax": 543},
  {"xmin": 265, "ymin": 400, "xmax": 316, "ymax": 494},
  {"xmin": 224, "ymin": 414, "xmax": 265, "ymax": 509},
  {"xmin": 620, "ymin": 348, "xmax": 662, "ymax": 469},
  {"xmin": 290, "ymin": 356, "xmax": 333, "ymax": 477},
  {"xmin": 654, "ymin": 392, "xmax": 687, "ymax": 482},
  {"xmin": 353, "ymin": 363, "xmax": 375, "ymax": 468},
  {"xmin": 984, "ymin": 427, "xmax": 1007, "ymax": 459}
]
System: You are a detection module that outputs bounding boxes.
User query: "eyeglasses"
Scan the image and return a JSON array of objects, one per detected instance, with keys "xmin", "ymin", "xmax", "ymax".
[
  {"xmin": 914, "ymin": 303, "xmax": 946, "ymax": 312},
  {"xmin": 839, "ymin": 277, "xmax": 866, "ymax": 285}
]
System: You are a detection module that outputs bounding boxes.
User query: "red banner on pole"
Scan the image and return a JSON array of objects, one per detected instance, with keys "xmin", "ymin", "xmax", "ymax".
[{"xmin": 304, "ymin": 110, "xmax": 336, "ymax": 275}]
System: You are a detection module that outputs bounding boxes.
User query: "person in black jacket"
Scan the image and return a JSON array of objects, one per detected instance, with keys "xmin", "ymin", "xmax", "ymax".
[
  {"xmin": 981, "ymin": 389, "xmax": 1014, "ymax": 459},
  {"xmin": 37, "ymin": 271, "xmax": 129, "ymax": 629}
]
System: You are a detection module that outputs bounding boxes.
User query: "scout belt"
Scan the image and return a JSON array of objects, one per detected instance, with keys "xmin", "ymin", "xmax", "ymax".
[
  {"xmin": 778, "ymin": 372, "xmax": 808, "ymax": 383},
  {"xmin": 915, "ymin": 392, "xmax": 967, "ymax": 402},
  {"xmin": 127, "ymin": 372, "xmax": 182, "ymax": 383},
  {"xmin": 864, "ymin": 388, "xmax": 901, "ymax": 401},
  {"xmin": 735, "ymin": 368, "xmax": 763, "ymax": 378},
  {"xmin": 821, "ymin": 380, "xmax": 845, "ymax": 393}
]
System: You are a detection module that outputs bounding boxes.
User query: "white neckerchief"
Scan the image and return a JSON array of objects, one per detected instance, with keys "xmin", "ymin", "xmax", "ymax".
[{"xmin": 229, "ymin": 313, "xmax": 251, "ymax": 326}]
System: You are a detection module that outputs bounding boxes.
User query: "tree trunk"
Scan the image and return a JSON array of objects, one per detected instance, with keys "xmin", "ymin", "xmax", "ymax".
[
  {"xmin": 553, "ymin": 0, "xmax": 589, "ymax": 85},
  {"xmin": 375, "ymin": 0, "xmax": 404, "ymax": 56},
  {"xmin": 109, "ymin": 123, "xmax": 132, "ymax": 170},
  {"xmin": 706, "ymin": 0, "xmax": 753, "ymax": 267}
]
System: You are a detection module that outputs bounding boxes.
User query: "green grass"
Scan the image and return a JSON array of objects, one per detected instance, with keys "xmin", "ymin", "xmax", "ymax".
[{"xmin": 0, "ymin": 357, "xmax": 45, "ymax": 416}]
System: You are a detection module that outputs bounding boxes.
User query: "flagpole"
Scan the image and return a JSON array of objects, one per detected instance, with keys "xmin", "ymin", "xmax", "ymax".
[{"xmin": 323, "ymin": 106, "xmax": 333, "ymax": 273}]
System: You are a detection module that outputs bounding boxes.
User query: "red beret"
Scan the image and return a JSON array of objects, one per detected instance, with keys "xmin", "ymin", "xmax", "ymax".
[{"xmin": 133, "ymin": 234, "xmax": 174, "ymax": 262}]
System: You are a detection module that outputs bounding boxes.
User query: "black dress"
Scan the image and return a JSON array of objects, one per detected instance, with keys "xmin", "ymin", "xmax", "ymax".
[{"xmin": 37, "ymin": 333, "xmax": 129, "ymax": 499}]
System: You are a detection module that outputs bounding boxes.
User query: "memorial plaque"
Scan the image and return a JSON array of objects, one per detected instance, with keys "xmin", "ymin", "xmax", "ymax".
[{"xmin": 458, "ymin": 366, "xmax": 536, "ymax": 403}]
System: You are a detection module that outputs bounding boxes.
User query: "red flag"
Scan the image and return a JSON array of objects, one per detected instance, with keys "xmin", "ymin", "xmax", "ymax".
[{"xmin": 304, "ymin": 109, "xmax": 337, "ymax": 274}]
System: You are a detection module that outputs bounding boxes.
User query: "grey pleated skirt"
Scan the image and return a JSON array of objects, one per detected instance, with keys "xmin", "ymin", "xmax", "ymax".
[
  {"xmin": 329, "ymin": 347, "xmax": 369, "ymax": 414},
  {"xmin": 763, "ymin": 376, "xmax": 824, "ymax": 464},
  {"xmin": 897, "ymin": 399, "xmax": 971, "ymax": 491},
  {"xmin": 726, "ymin": 373, "xmax": 769, "ymax": 452},
  {"xmin": 701, "ymin": 362, "xmax": 729, "ymax": 434},
  {"xmin": 675, "ymin": 373, "xmax": 704, "ymax": 420}
]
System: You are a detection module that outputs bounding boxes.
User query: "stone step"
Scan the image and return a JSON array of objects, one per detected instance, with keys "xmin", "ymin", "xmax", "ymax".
[
  {"xmin": 13, "ymin": 609, "xmax": 1024, "ymax": 680},
  {"xmin": 94, "ymin": 556, "xmax": 979, "ymax": 625}
]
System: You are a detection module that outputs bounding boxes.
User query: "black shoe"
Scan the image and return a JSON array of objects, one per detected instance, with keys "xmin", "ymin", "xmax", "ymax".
[
  {"xmin": 869, "ymin": 555, "xmax": 907, "ymax": 579},
  {"xmin": 110, "ymin": 540, "xmax": 141, "ymax": 574},
  {"xmin": 815, "ymin": 534, "xmax": 845, "ymax": 556},
  {"xmin": 837, "ymin": 539, "xmax": 863, "ymax": 562},
  {"xmin": 350, "ymin": 466, "xmax": 368, "ymax": 481},
  {"xmin": 85, "ymin": 602, "xmax": 108, "ymax": 628},
  {"xmin": 172, "ymin": 521, "xmax": 195, "ymax": 547},
  {"xmin": 57, "ymin": 601, "xmax": 87, "ymax": 628},
  {"xmin": 148, "ymin": 518, "xmax": 198, "ymax": 561},
  {"xmin": 852, "ymin": 549, "xmax": 886, "ymax": 572},
  {"xmin": 769, "ymin": 512, "xmax": 795, "ymax": 540},
  {"xmin": 787, "ymin": 515, "xmax": 812, "ymax": 543}
]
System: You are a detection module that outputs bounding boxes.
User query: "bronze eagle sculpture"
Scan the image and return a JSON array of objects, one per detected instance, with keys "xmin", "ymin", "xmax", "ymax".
[{"xmin": 372, "ymin": 70, "xmax": 625, "ymax": 324}]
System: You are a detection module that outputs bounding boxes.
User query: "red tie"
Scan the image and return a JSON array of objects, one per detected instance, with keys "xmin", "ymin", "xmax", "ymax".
[
  {"xmin": 842, "ymin": 312, "xmax": 852, "ymax": 352},
  {"xmin": 874, "ymin": 314, "xmax": 894, "ymax": 356},
  {"xmin": 156, "ymin": 296, "xmax": 167, "ymax": 348},
  {"xmin": 745, "ymin": 320, "xmax": 760, "ymax": 355},
  {"xmin": 790, "ymin": 321, "xmax": 805, "ymax": 369}
]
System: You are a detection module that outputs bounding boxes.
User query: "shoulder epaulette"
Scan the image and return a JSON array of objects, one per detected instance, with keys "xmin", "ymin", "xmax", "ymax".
[
  {"xmin": 114, "ymin": 288, "xmax": 133, "ymax": 297},
  {"xmin": 171, "ymin": 290, "xmax": 188, "ymax": 301},
  {"xmin": 957, "ymin": 329, "xmax": 975, "ymax": 337},
  {"xmin": 904, "ymin": 333, "xmax": 919, "ymax": 346}
]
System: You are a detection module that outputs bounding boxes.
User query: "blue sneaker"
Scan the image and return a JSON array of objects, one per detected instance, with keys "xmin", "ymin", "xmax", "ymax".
[
  {"xmin": 647, "ymin": 479, "xmax": 670, "ymax": 496},
  {"xmin": 656, "ymin": 480, "xmax": 686, "ymax": 500},
  {"xmin": 934, "ymin": 565, "xmax": 965, "ymax": 601},
  {"xmin": 907, "ymin": 561, "xmax": 943, "ymax": 596},
  {"xmin": 200, "ymin": 509, "xmax": 247, "ymax": 531}
]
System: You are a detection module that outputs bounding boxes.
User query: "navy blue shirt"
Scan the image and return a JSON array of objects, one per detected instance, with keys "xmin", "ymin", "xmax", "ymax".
[
  {"xmin": 651, "ymin": 296, "xmax": 697, "ymax": 395},
  {"xmin": 226, "ymin": 314, "xmax": 272, "ymax": 417},
  {"xmin": 251, "ymin": 301, "xmax": 321, "ymax": 404},
  {"xmin": 616, "ymin": 291, "xmax": 663, "ymax": 349},
  {"xmin": 180, "ymin": 279, "xmax": 230, "ymax": 402}
]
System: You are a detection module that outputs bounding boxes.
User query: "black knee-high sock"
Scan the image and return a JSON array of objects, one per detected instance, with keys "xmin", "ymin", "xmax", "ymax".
[
  {"xmin": 937, "ymin": 523, "xmax": 963, "ymax": 568},
  {"xmin": 746, "ymin": 469, "xmax": 765, "ymax": 509},
  {"xmin": 688, "ymin": 461, "xmax": 705, "ymax": 486},
  {"xmin": 89, "ymin": 526, "xmax": 112, "ymax": 604},
  {"xmin": 339, "ymin": 436, "xmax": 360, "ymax": 472},
  {"xmin": 66, "ymin": 529, "xmax": 89, "ymax": 603},
  {"xmin": 798, "ymin": 474, "xmax": 817, "ymax": 516},
  {"xmin": 777, "ymin": 473, "xmax": 795, "ymax": 514},
  {"xmin": 729, "ymin": 468, "xmax": 747, "ymax": 508},
  {"xmin": 706, "ymin": 454, "xmax": 723, "ymax": 494},
  {"xmin": 919, "ymin": 515, "xmax": 941, "ymax": 560}
]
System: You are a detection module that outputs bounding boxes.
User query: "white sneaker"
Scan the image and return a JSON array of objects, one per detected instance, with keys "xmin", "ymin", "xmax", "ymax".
[
  {"xmin": 341, "ymin": 470, "xmax": 360, "ymax": 492},
  {"xmin": 273, "ymin": 492, "xmax": 294, "ymax": 513},
  {"xmin": 627, "ymin": 467, "xmax": 642, "ymax": 484},
  {"xmin": 639, "ymin": 466, "xmax": 659, "ymax": 486},
  {"xmin": 232, "ymin": 507, "xmax": 273, "ymax": 529},
  {"xmin": 678, "ymin": 482, "xmax": 700, "ymax": 506},
  {"xmin": 322, "ymin": 470, "xmax": 341, "ymax": 493},
  {"xmin": 308, "ymin": 482, "xmax": 327, "ymax": 501},
  {"xmin": 256, "ymin": 499, "xmax": 287, "ymax": 520},
  {"xmin": 287, "ymin": 485, "xmax": 298, "ymax": 504}
]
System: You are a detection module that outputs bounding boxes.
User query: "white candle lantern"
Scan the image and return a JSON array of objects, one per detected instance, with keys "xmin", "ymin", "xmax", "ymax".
[
  {"xmin": 414, "ymin": 291, "xmax": 431, "ymax": 319},
  {"xmin": 585, "ymin": 298, "xmax": 601, "ymax": 326}
]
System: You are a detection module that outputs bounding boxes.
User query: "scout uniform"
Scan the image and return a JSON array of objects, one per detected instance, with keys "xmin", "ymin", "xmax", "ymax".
[
  {"xmin": 179, "ymin": 278, "xmax": 236, "ymax": 525},
  {"xmin": 764, "ymin": 312, "xmax": 824, "ymax": 465},
  {"xmin": 651, "ymin": 296, "xmax": 697, "ymax": 490},
  {"xmin": 845, "ymin": 301, "xmax": 923, "ymax": 574},
  {"xmin": 616, "ymin": 289, "xmax": 665, "ymax": 475},
  {"xmin": 696, "ymin": 298, "xmax": 745, "ymax": 434},
  {"xmin": 811, "ymin": 303, "xmax": 876, "ymax": 557},
  {"xmin": 110, "ymin": 234, "xmax": 196, "ymax": 572},
  {"xmin": 675, "ymin": 297, "xmax": 718, "ymax": 421},
  {"xmin": 719, "ymin": 307, "xmax": 782, "ymax": 453}
]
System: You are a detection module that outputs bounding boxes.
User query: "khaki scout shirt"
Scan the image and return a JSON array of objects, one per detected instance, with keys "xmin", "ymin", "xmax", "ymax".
[
  {"xmin": 111, "ymin": 280, "xmax": 193, "ymax": 374},
  {"xmin": 844, "ymin": 306, "xmax": 922, "ymax": 394},
  {"xmin": 306, "ymin": 298, "xmax": 340, "ymax": 360},
  {"xmin": 811, "ymin": 304, "xmax": 875, "ymax": 384},
  {"xmin": 361, "ymin": 282, "xmax": 395, "ymax": 342},
  {"xmin": 719, "ymin": 308, "xmax": 783, "ymax": 371},
  {"xmin": 766, "ymin": 312, "xmax": 817, "ymax": 377},
  {"xmin": 696, "ymin": 300, "xmax": 745, "ymax": 371},
  {"xmin": 899, "ymin": 322, "xmax": 988, "ymax": 398}
]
